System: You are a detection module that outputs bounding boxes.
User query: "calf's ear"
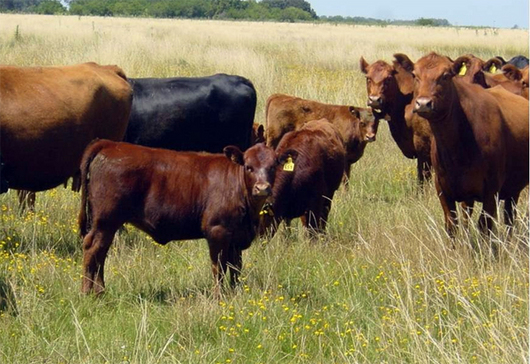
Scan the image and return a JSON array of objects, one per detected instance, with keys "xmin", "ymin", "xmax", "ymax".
[
  {"xmin": 483, "ymin": 57, "xmax": 503, "ymax": 73},
  {"xmin": 224, "ymin": 146, "xmax": 244, "ymax": 165},
  {"xmin": 360, "ymin": 57, "xmax": 369, "ymax": 74},
  {"xmin": 349, "ymin": 106, "xmax": 360, "ymax": 119},
  {"xmin": 278, "ymin": 149, "xmax": 299, "ymax": 165},
  {"xmin": 452, "ymin": 56, "xmax": 471, "ymax": 76},
  {"xmin": 502, "ymin": 64, "xmax": 522, "ymax": 81}
]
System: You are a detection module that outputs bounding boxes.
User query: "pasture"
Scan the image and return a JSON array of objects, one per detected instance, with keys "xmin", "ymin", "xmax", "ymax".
[{"xmin": 0, "ymin": 14, "xmax": 528, "ymax": 363}]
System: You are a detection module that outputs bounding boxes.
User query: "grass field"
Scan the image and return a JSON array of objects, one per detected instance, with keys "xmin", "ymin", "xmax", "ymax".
[{"xmin": 0, "ymin": 14, "xmax": 529, "ymax": 364}]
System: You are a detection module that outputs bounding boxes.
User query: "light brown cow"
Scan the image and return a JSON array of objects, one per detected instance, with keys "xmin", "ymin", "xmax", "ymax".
[
  {"xmin": 398, "ymin": 52, "xmax": 529, "ymax": 248},
  {"xmin": 501, "ymin": 65, "xmax": 529, "ymax": 99},
  {"xmin": 0, "ymin": 62, "xmax": 133, "ymax": 197},
  {"xmin": 265, "ymin": 94, "xmax": 376, "ymax": 180},
  {"xmin": 360, "ymin": 55, "xmax": 434, "ymax": 185}
]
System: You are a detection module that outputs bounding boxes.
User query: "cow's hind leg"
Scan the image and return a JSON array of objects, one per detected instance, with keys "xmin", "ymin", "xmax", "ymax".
[{"xmin": 82, "ymin": 227, "xmax": 117, "ymax": 295}]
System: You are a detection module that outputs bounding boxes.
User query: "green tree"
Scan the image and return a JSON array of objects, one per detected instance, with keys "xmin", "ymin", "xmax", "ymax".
[{"xmin": 35, "ymin": 0, "xmax": 66, "ymax": 14}]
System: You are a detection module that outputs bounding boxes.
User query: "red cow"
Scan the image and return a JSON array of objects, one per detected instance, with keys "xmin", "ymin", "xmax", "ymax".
[
  {"xmin": 397, "ymin": 52, "xmax": 529, "ymax": 248},
  {"xmin": 360, "ymin": 55, "xmax": 433, "ymax": 185},
  {"xmin": 259, "ymin": 119, "xmax": 346, "ymax": 236},
  {"xmin": 78, "ymin": 140, "xmax": 280, "ymax": 297}
]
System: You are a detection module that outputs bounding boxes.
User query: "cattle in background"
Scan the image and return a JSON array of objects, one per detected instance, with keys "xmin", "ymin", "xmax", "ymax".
[
  {"xmin": 259, "ymin": 119, "xmax": 346, "ymax": 236},
  {"xmin": 0, "ymin": 62, "xmax": 132, "ymax": 200},
  {"xmin": 398, "ymin": 52, "xmax": 529, "ymax": 248},
  {"xmin": 360, "ymin": 55, "xmax": 433, "ymax": 185},
  {"xmin": 501, "ymin": 65, "xmax": 529, "ymax": 99},
  {"xmin": 79, "ymin": 140, "xmax": 280, "ymax": 297},
  {"xmin": 124, "ymin": 74, "xmax": 257, "ymax": 153},
  {"xmin": 462, "ymin": 56, "xmax": 528, "ymax": 98},
  {"xmin": 265, "ymin": 94, "xmax": 376, "ymax": 180},
  {"xmin": 493, "ymin": 55, "xmax": 529, "ymax": 69}
]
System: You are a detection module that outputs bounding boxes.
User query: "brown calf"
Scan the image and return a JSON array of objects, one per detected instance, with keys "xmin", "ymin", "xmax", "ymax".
[
  {"xmin": 265, "ymin": 94, "xmax": 376, "ymax": 180},
  {"xmin": 260, "ymin": 119, "xmax": 346, "ymax": 236},
  {"xmin": 79, "ymin": 140, "xmax": 279, "ymax": 297}
]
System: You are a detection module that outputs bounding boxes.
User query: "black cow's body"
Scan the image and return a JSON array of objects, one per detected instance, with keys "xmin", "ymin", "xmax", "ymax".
[
  {"xmin": 125, "ymin": 74, "xmax": 257, "ymax": 152},
  {"xmin": 495, "ymin": 55, "xmax": 529, "ymax": 69}
]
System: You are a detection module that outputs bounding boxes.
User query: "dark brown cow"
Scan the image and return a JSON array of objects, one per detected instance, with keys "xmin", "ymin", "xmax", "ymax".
[
  {"xmin": 265, "ymin": 94, "xmax": 376, "ymax": 179},
  {"xmin": 360, "ymin": 55, "xmax": 434, "ymax": 185},
  {"xmin": 78, "ymin": 140, "xmax": 280, "ymax": 297},
  {"xmin": 398, "ymin": 52, "xmax": 529, "ymax": 246},
  {"xmin": 259, "ymin": 119, "xmax": 346, "ymax": 236},
  {"xmin": 0, "ymin": 62, "xmax": 132, "ymax": 207}
]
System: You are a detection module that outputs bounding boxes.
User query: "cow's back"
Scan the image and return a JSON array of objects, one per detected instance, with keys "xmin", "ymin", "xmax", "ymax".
[
  {"xmin": 0, "ymin": 63, "xmax": 132, "ymax": 191},
  {"xmin": 125, "ymin": 74, "xmax": 256, "ymax": 153}
]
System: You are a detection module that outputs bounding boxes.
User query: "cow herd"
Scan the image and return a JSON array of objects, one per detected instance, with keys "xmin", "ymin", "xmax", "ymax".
[{"xmin": 0, "ymin": 51, "xmax": 528, "ymax": 296}]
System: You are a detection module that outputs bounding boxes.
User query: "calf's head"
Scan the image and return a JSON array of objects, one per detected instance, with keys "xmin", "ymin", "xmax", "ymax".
[{"xmin": 224, "ymin": 143, "xmax": 277, "ymax": 199}]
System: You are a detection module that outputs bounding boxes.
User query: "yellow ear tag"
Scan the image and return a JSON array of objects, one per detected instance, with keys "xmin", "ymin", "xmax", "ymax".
[
  {"xmin": 283, "ymin": 156, "xmax": 295, "ymax": 172},
  {"xmin": 489, "ymin": 64, "xmax": 497, "ymax": 73},
  {"xmin": 458, "ymin": 63, "xmax": 467, "ymax": 76}
]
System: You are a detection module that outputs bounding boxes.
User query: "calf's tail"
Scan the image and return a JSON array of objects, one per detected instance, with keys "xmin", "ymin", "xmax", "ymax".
[{"xmin": 78, "ymin": 139, "xmax": 107, "ymax": 237}]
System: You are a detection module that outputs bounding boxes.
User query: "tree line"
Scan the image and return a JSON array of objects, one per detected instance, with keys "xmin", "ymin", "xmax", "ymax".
[{"xmin": 0, "ymin": 0, "xmax": 450, "ymax": 26}]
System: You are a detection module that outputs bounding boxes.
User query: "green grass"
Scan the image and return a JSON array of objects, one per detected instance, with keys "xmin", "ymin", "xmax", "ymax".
[{"xmin": 0, "ymin": 14, "xmax": 529, "ymax": 364}]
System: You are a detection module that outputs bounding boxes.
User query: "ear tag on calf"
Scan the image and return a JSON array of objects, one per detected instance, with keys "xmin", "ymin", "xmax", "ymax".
[
  {"xmin": 489, "ymin": 65, "xmax": 497, "ymax": 73},
  {"xmin": 458, "ymin": 63, "xmax": 467, "ymax": 76},
  {"xmin": 283, "ymin": 156, "xmax": 295, "ymax": 172}
]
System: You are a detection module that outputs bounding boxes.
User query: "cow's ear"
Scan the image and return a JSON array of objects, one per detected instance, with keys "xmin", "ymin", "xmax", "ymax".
[
  {"xmin": 360, "ymin": 57, "xmax": 369, "ymax": 74},
  {"xmin": 502, "ymin": 64, "xmax": 522, "ymax": 81},
  {"xmin": 483, "ymin": 57, "xmax": 503, "ymax": 73},
  {"xmin": 349, "ymin": 106, "xmax": 360, "ymax": 119},
  {"xmin": 257, "ymin": 125, "xmax": 265, "ymax": 141},
  {"xmin": 452, "ymin": 56, "xmax": 471, "ymax": 76},
  {"xmin": 278, "ymin": 149, "xmax": 299, "ymax": 165},
  {"xmin": 393, "ymin": 53, "xmax": 414, "ymax": 73},
  {"xmin": 224, "ymin": 146, "xmax": 244, "ymax": 165}
]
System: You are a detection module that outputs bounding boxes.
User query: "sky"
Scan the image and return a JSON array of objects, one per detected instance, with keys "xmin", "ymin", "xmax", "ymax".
[{"xmin": 308, "ymin": 0, "xmax": 529, "ymax": 29}]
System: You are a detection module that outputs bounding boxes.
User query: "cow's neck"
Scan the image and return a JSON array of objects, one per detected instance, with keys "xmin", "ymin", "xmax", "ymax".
[
  {"xmin": 385, "ymin": 90, "xmax": 415, "ymax": 157},
  {"xmin": 428, "ymin": 83, "xmax": 478, "ymax": 172},
  {"xmin": 238, "ymin": 167, "xmax": 263, "ymax": 228}
]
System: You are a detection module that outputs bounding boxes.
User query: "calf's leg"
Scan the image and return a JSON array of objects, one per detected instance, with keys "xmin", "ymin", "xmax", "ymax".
[{"xmin": 82, "ymin": 227, "xmax": 116, "ymax": 295}]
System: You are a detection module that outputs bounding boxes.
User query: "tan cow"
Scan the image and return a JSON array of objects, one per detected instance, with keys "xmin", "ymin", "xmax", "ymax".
[
  {"xmin": 0, "ymin": 62, "xmax": 133, "ymax": 198},
  {"xmin": 265, "ymin": 94, "xmax": 376, "ymax": 180}
]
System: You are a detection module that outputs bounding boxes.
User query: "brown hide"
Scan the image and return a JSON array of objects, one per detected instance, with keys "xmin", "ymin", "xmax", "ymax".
[
  {"xmin": 78, "ymin": 140, "xmax": 277, "ymax": 296},
  {"xmin": 457, "ymin": 56, "xmax": 527, "ymax": 98},
  {"xmin": 362, "ymin": 55, "xmax": 433, "ymax": 184},
  {"xmin": 0, "ymin": 62, "xmax": 133, "ymax": 192},
  {"xmin": 260, "ymin": 119, "xmax": 346, "ymax": 236},
  {"xmin": 410, "ymin": 52, "xmax": 528, "ymax": 242},
  {"xmin": 265, "ymin": 94, "xmax": 376, "ymax": 177}
]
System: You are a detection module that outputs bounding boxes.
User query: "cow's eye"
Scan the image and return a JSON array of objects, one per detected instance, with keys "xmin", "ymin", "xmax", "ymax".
[
  {"xmin": 360, "ymin": 122, "xmax": 366, "ymax": 127},
  {"xmin": 246, "ymin": 165, "xmax": 253, "ymax": 173}
]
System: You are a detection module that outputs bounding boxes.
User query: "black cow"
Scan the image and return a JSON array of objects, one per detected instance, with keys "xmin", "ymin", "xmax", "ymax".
[
  {"xmin": 494, "ymin": 55, "xmax": 529, "ymax": 69},
  {"xmin": 124, "ymin": 74, "xmax": 257, "ymax": 152}
]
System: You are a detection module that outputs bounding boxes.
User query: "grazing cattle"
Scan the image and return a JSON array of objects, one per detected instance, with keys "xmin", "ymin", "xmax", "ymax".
[
  {"xmin": 259, "ymin": 119, "xmax": 346, "ymax": 236},
  {"xmin": 79, "ymin": 140, "xmax": 280, "ymax": 296},
  {"xmin": 0, "ymin": 62, "xmax": 132, "ymax": 206},
  {"xmin": 124, "ymin": 74, "xmax": 257, "ymax": 153},
  {"xmin": 398, "ymin": 52, "xmax": 529, "ymax": 246},
  {"xmin": 360, "ymin": 55, "xmax": 433, "ymax": 185},
  {"xmin": 493, "ymin": 55, "xmax": 529, "ymax": 69},
  {"xmin": 265, "ymin": 94, "xmax": 376, "ymax": 179}
]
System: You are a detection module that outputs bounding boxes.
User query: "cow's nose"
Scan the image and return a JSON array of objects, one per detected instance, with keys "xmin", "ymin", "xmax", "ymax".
[
  {"xmin": 253, "ymin": 182, "xmax": 271, "ymax": 197},
  {"xmin": 365, "ymin": 133, "xmax": 376, "ymax": 142},
  {"xmin": 368, "ymin": 95, "xmax": 383, "ymax": 108},
  {"xmin": 414, "ymin": 97, "xmax": 434, "ymax": 113}
]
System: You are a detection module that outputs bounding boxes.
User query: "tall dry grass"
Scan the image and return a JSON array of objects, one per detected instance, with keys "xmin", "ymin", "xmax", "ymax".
[{"xmin": 0, "ymin": 14, "xmax": 528, "ymax": 364}]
